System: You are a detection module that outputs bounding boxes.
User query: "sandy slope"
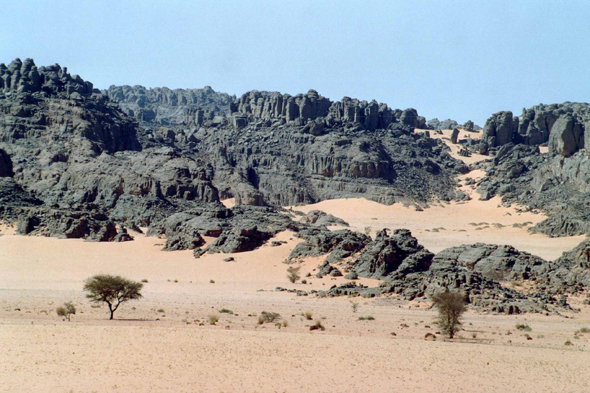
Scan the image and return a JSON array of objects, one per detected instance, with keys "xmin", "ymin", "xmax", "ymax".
[{"xmin": 420, "ymin": 127, "xmax": 488, "ymax": 165}]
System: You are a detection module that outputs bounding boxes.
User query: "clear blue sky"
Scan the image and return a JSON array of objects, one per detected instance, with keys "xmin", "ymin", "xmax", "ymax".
[{"xmin": 2, "ymin": 1, "xmax": 589, "ymax": 125}]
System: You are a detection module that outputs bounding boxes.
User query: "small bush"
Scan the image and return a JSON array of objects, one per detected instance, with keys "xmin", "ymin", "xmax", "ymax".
[
  {"xmin": 258, "ymin": 311, "xmax": 281, "ymax": 324},
  {"xmin": 431, "ymin": 290, "xmax": 467, "ymax": 339},
  {"xmin": 282, "ymin": 320, "xmax": 289, "ymax": 328},
  {"xmin": 219, "ymin": 308, "xmax": 234, "ymax": 314},
  {"xmin": 287, "ymin": 266, "xmax": 301, "ymax": 283},
  {"xmin": 304, "ymin": 311, "xmax": 313, "ymax": 320},
  {"xmin": 310, "ymin": 320, "xmax": 325, "ymax": 331},
  {"xmin": 157, "ymin": 308, "xmax": 165, "ymax": 313},
  {"xmin": 209, "ymin": 314, "xmax": 219, "ymax": 325},
  {"xmin": 210, "ymin": 279, "xmax": 215, "ymax": 284},
  {"xmin": 564, "ymin": 340, "xmax": 573, "ymax": 346},
  {"xmin": 301, "ymin": 279, "xmax": 307, "ymax": 284},
  {"xmin": 350, "ymin": 301, "xmax": 359, "ymax": 313},
  {"xmin": 141, "ymin": 279, "xmax": 149, "ymax": 283},
  {"xmin": 516, "ymin": 324, "xmax": 532, "ymax": 332},
  {"xmin": 358, "ymin": 316, "xmax": 375, "ymax": 321},
  {"xmin": 56, "ymin": 302, "xmax": 76, "ymax": 321},
  {"xmin": 578, "ymin": 327, "xmax": 590, "ymax": 333}
]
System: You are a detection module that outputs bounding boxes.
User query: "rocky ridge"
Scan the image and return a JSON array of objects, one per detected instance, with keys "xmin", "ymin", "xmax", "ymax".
[
  {"xmin": 284, "ymin": 226, "xmax": 586, "ymax": 313},
  {"xmin": 105, "ymin": 85, "xmax": 235, "ymax": 126}
]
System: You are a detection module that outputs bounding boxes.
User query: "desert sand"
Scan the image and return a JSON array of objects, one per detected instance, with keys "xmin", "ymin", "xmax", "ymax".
[{"xmin": 1, "ymin": 222, "xmax": 589, "ymax": 392}]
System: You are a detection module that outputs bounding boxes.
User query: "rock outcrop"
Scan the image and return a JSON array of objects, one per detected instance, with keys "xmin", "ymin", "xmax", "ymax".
[
  {"xmin": 481, "ymin": 102, "xmax": 590, "ymax": 156},
  {"xmin": 350, "ymin": 229, "xmax": 434, "ymax": 279},
  {"xmin": 474, "ymin": 143, "xmax": 590, "ymax": 236},
  {"xmin": 299, "ymin": 210, "xmax": 349, "ymax": 227},
  {"xmin": 105, "ymin": 85, "xmax": 235, "ymax": 125}
]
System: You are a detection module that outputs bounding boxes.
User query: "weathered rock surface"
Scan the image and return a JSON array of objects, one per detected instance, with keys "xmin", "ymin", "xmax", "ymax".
[
  {"xmin": 299, "ymin": 210, "xmax": 349, "ymax": 227},
  {"xmin": 350, "ymin": 229, "xmax": 434, "ymax": 279},
  {"xmin": 105, "ymin": 85, "xmax": 235, "ymax": 125},
  {"xmin": 286, "ymin": 228, "xmax": 370, "ymax": 265},
  {"xmin": 473, "ymin": 143, "xmax": 590, "ymax": 236},
  {"xmin": 481, "ymin": 102, "xmax": 590, "ymax": 156}
]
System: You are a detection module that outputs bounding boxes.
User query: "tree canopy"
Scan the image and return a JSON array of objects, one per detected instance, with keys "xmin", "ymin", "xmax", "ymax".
[{"xmin": 84, "ymin": 274, "xmax": 143, "ymax": 319}]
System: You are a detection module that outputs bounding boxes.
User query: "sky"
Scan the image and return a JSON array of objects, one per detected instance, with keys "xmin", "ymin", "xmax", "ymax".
[{"xmin": 1, "ymin": 0, "xmax": 589, "ymax": 125}]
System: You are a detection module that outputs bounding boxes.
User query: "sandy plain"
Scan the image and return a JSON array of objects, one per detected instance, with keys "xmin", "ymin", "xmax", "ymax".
[{"xmin": 1, "ymin": 129, "xmax": 589, "ymax": 392}]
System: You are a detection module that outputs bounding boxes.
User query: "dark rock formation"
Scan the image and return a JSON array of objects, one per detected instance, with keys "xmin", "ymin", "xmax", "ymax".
[
  {"xmin": 482, "ymin": 111, "xmax": 516, "ymax": 147},
  {"xmin": 286, "ymin": 228, "xmax": 370, "ymax": 265},
  {"xmin": 547, "ymin": 114, "xmax": 584, "ymax": 157},
  {"xmin": 432, "ymin": 243, "xmax": 546, "ymax": 281},
  {"xmin": 299, "ymin": 210, "xmax": 349, "ymax": 227},
  {"xmin": 0, "ymin": 149, "xmax": 13, "ymax": 177},
  {"xmin": 104, "ymin": 85, "xmax": 235, "ymax": 125},
  {"xmin": 481, "ymin": 102, "xmax": 590, "ymax": 156},
  {"xmin": 350, "ymin": 229, "xmax": 434, "ymax": 279},
  {"xmin": 450, "ymin": 128, "xmax": 460, "ymax": 144},
  {"xmin": 473, "ymin": 143, "xmax": 590, "ymax": 236},
  {"xmin": 232, "ymin": 89, "xmax": 416, "ymax": 132}
]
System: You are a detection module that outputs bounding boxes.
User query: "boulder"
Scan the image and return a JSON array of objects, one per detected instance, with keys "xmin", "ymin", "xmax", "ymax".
[{"xmin": 548, "ymin": 114, "xmax": 584, "ymax": 157}]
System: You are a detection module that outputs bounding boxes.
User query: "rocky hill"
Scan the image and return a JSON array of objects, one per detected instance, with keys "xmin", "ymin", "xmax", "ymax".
[
  {"xmin": 0, "ymin": 58, "xmax": 467, "ymax": 238},
  {"xmin": 468, "ymin": 102, "xmax": 590, "ymax": 237}
]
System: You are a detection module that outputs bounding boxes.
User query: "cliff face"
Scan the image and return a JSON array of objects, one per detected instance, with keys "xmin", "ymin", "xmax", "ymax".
[
  {"xmin": 482, "ymin": 102, "xmax": 590, "ymax": 157},
  {"xmin": 230, "ymin": 89, "xmax": 424, "ymax": 131}
]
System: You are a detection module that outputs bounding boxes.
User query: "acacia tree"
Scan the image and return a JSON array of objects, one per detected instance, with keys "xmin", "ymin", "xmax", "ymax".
[
  {"xmin": 84, "ymin": 275, "xmax": 143, "ymax": 320},
  {"xmin": 431, "ymin": 290, "xmax": 467, "ymax": 339}
]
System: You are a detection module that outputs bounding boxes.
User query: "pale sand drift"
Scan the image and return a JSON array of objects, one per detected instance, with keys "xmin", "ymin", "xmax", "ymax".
[
  {"xmin": 1, "ymin": 226, "xmax": 589, "ymax": 392},
  {"xmin": 292, "ymin": 197, "xmax": 584, "ymax": 261}
]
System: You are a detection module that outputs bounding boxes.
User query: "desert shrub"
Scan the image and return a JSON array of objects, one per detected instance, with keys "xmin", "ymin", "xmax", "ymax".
[
  {"xmin": 56, "ymin": 302, "xmax": 76, "ymax": 321},
  {"xmin": 287, "ymin": 266, "xmax": 301, "ymax": 283},
  {"xmin": 141, "ymin": 279, "xmax": 149, "ymax": 283},
  {"xmin": 309, "ymin": 320, "xmax": 325, "ymax": 331},
  {"xmin": 258, "ymin": 311, "xmax": 281, "ymax": 324},
  {"xmin": 304, "ymin": 311, "xmax": 313, "ymax": 320},
  {"xmin": 301, "ymin": 279, "xmax": 307, "ymax": 284},
  {"xmin": 282, "ymin": 320, "xmax": 289, "ymax": 328},
  {"xmin": 565, "ymin": 340, "xmax": 573, "ymax": 346},
  {"xmin": 209, "ymin": 314, "xmax": 219, "ymax": 325},
  {"xmin": 219, "ymin": 308, "xmax": 234, "ymax": 314},
  {"xmin": 358, "ymin": 316, "xmax": 375, "ymax": 321},
  {"xmin": 210, "ymin": 279, "xmax": 215, "ymax": 283},
  {"xmin": 431, "ymin": 290, "xmax": 467, "ymax": 339},
  {"xmin": 350, "ymin": 301, "xmax": 359, "ymax": 313},
  {"xmin": 516, "ymin": 324, "xmax": 532, "ymax": 332},
  {"xmin": 84, "ymin": 275, "xmax": 143, "ymax": 320},
  {"xmin": 578, "ymin": 327, "xmax": 590, "ymax": 333}
]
